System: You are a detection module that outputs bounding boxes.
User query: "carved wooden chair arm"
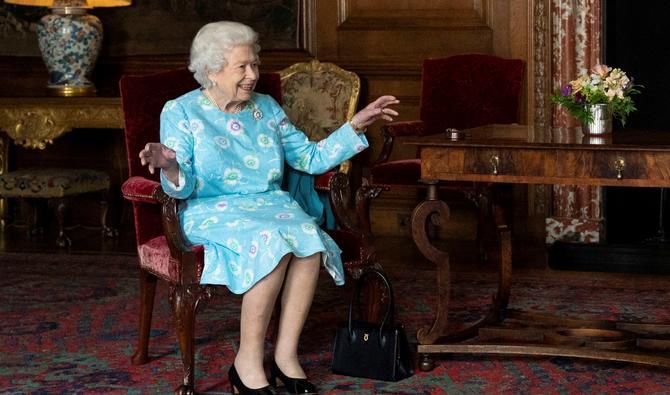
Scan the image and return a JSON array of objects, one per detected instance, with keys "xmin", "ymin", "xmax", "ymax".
[
  {"xmin": 373, "ymin": 120, "xmax": 426, "ymax": 166},
  {"xmin": 122, "ymin": 176, "xmax": 200, "ymax": 285},
  {"xmin": 325, "ymin": 171, "xmax": 358, "ymax": 232}
]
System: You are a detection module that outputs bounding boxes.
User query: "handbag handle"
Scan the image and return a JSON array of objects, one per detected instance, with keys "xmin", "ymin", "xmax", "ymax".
[{"xmin": 347, "ymin": 268, "xmax": 395, "ymax": 344}]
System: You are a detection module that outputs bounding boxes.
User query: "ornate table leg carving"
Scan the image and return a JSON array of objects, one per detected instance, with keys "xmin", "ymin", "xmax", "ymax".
[
  {"xmin": 411, "ymin": 181, "xmax": 514, "ymax": 370},
  {"xmin": 411, "ymin": 182, "xmax": 451, "ymax": 345}
]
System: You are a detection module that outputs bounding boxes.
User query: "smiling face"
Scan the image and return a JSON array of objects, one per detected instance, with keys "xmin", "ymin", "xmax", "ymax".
[{"xmin": 208, "ymin": 44, "xmax": 259, "ymax": 106}]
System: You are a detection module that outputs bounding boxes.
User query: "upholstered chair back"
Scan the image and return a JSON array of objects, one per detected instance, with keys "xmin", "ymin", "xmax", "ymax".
[
  {"xmin": 420, "ymin": 54, "xmax": 525, "ymax": 135},
  {"xmin": 119, "ymin": 68, "xmax": 282, "ymax": 246},
  {"xmin": 279, "ymin": 59, "xmax": 360, "ymax": 142}
]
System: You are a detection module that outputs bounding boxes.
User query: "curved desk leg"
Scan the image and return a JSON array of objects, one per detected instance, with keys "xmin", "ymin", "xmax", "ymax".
[
  {"xmin": 411, "ymin": 182, "xmax": 513, "ymax": 371},
  {"xmin": 492, "ymin": 202, "xmax": 512, "ymax": 313},
  {"xmin": 412, "ymin": 186, "xmax": 450, "ymax": 346}
]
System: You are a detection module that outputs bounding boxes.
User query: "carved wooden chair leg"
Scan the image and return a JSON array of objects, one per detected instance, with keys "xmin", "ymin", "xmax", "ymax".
[
  {"xmin": 0, "ymin": 197, "xmax": 7, "ymax": 232},
  {"xmin": 51, "ymin": 197, "xmax": 71, "ymax": 248},
  {"xmin": 355, "ymin": 185, "xmax": 385, "ymax": 238},
  {"xmin": 170, "ymin": 284, "xmax": 209, "ymax": 395},
  {"xmin": 131, "ymin": 269, "xmax": 158, "ymax": 366},
  {"xmin": 99, "ymin": 190, "xmax": 118, "ymax": 238},
  {"xmin": 25, "ymin": 198, "xmax": 44, "ymax": 237}
]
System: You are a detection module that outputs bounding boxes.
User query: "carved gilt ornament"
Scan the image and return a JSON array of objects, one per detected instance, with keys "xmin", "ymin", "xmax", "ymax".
[{"xmin": 0, "ymin": 99, "xmax": 123, "ymax": 149}]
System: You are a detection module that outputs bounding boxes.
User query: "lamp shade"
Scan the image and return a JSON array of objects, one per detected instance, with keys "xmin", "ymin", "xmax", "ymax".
[{"xmin": 4, "ymin": 0, "xmax": 130, "ymax": 7}]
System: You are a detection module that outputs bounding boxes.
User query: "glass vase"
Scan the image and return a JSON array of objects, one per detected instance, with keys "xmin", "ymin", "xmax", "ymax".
[{"xmin": 581, "ymin": 104, "xmax": 613, "ymax": 135}]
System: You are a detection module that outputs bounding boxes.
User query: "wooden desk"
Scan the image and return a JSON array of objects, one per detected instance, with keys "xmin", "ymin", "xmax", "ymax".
[{"xmin": 407, "ymin": 124, "xmax": 670, "ymax": 369}]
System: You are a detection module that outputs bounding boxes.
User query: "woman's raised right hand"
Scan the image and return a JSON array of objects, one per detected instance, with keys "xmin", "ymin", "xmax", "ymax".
[{"xmin": 139, "ymin": 143, "xmax": 179, "ymax": 179}]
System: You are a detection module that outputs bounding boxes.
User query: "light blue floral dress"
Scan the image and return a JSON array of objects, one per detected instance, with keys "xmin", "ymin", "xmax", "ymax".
[{"xmin": 159, "ymin": 89, "xmax": 368, "ymax": 294}]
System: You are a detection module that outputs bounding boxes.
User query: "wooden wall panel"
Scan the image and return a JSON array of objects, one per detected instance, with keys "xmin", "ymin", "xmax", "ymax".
[
  {"xmin": 336, "ymin": 30, "xmax": 493, "ymax": 60},
  {"xmin": 334, "ymin": 0, "xmax": 494, "ymax": 62},
  {"xmin": 309, "ymin": 0, "xmax": 534, "ymax": 237},
  {"xmin": 1, "ymin": 0, "xmax": 542, "ymax": 239},
  {"xmin": 342, "ymin": 0, "xmax": 489, "ymax": 26}
]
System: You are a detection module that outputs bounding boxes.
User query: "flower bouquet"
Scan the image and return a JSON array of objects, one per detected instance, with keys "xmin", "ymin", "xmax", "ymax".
[{"xmin": 552, "ymin": 64, "xmax": 641, "ymax": 127}]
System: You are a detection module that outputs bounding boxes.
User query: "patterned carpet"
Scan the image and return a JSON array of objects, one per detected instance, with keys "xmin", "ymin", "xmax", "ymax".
[{"xmin": 2, "ymin": 251, "xmax": 670, "ymax": 394}]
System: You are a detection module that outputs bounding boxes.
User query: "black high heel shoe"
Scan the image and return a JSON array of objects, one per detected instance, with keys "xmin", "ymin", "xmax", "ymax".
[
  {"xmin": 228, "ymin": 364, "xmax": 276, "ymax": 395},
  {"xmin": 269, "ymin": 360, "xmax": 317, "ymax": 394}
]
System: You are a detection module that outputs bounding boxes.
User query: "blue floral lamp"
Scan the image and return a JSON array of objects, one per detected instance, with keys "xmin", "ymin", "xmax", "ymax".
[{"xmin": 4, "ymin": 0, "xmax": 131, "ymax": 96}]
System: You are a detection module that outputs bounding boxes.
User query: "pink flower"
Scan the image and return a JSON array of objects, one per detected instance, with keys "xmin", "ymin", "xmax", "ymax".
[{"xmin": 592, "ymin": 64, "xmax": 611, "ymax": 78}]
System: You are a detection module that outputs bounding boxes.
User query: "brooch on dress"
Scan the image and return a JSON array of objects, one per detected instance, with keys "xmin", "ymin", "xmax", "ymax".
[{"xmin": 253, "ymin": 108, "xmax": 263, "ymax": 120}]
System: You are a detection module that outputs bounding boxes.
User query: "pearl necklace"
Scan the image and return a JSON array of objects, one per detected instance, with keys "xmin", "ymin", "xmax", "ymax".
[{"xmin": 204, "ymin": 89, "xmax": 244, "ymax": 113}]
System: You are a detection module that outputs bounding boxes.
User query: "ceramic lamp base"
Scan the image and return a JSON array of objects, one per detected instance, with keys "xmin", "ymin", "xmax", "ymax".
[{"xmin": 37, "ymin": 7, "xmax": 102, "ymax": 96}]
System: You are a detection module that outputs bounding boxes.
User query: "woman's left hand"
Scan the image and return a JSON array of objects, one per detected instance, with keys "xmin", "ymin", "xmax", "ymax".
[{"xmin": 349, "ymin": 95, "xmax": 400, "ymax": 132}]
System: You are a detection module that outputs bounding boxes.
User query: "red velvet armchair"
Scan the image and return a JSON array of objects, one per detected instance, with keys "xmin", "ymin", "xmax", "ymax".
[
  {"xmin": 119, "ymin": 68, "xmax": 378, "ymax": 394},
  {"xmin": 357, "ymin": 54, "xmax": 525, "ymax": 243}
]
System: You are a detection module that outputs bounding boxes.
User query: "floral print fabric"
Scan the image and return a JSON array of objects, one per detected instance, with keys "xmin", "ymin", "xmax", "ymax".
[{"xmin": 159, "ymin": 90, "xmax": 368, "ymax": 294}]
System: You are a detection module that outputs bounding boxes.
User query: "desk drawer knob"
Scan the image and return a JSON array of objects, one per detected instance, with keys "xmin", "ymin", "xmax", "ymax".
[
  {"xmin": 490, "ymin": 155, "xmax": 500, "ymax": 175},
  {"xmin": 614, "ymin": 157, "xmax": 625, "ymax": 180}
]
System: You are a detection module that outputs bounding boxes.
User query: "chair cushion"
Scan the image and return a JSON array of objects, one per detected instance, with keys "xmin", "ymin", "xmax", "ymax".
[
  {"xmin": 370, "ymin": 159, "xmax": 421, "ymax": 185},
  {"xmin": 0, "ymin": 168, "xmax": 110, "ymax": 198},
  {"xmin": 138, "ymin": 236, "xmax": 205, "ymax": 282},
  {"xmin": 121, "ymin": 177, "xmax": 161, "ymax": 204},
  {"xmin": 314, "ymin": 171, "xmax": 335, "ymax": 191},
  {"xmin": 326, "ymin": 229, "xmax": 369, "ymax": 272}
]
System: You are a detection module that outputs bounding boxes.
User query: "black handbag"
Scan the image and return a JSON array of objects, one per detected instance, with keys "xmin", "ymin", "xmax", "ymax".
[{"xmin": 331, "ymin": 268, "xmax": 414, "ymax": 381}]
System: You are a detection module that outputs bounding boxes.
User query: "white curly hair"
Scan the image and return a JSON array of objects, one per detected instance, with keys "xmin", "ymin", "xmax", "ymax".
[{"xmin": 188, "ymin": 21, "xmax": 261, "ymax": 89}]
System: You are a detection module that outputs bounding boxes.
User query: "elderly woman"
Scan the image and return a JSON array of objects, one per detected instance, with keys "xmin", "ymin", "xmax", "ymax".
[{"xmin": 140, "ymin": 21, "xmax": 398, "ymax": 394}]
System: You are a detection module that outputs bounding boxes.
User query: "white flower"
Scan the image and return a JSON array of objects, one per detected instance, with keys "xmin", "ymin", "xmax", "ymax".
[
  {"xmin": 227, "ymin": 119, "xmax": 244, "ymax": 136},
  {"xmin": 214, "ymin": 136, "xmax": 230, "ymax": 149},
  {"xmin": 249, "ymin": 240, "xmax": 259, "ymax": 258},
  {"xmin": 239, "ymin": 202, "xmax": 258, "ymax": 212},
  {"xmin": 227, "ymin": 238, "xmax": 242, "ymax": 254},
  {"xmin": 284, "ymin": 234, "xmax": 298, "ymax": 249},
  {"xmin": 224, "ymin": 168, "xmax": 242, "ymax": 185},
  {"xmin": 301, "ymin": 223, "xmax": 317, "ymax": 235},
  {"xmin": 259, "ymin": 230, "xmax": 272, "ymax": 245},
  {"xmin": 178, "ymin": 119, "xmax": 204, "ymax": 134},
  {"xmin": 183, "ymin": 220, "xmax": 194, "ymax": 234},
  {"xmin": 267, "ymin": 169, "xmax": 281, "ymax": 182},
  {"xmin": 295, "ymin": 155, "xmax": 309, "ymax": 170},
  {"xmin": 198, "ymin": 216, "xmax": 219, "ymax": 230},
  {"xmin": 243, "ymin": 155, "xmax": 260, "ymax": 169},
  {"xmin": 163, "ymin": 100, "xmax": 177, "ymax": 111},
  {"xmin": 214, "ymin": 200, "xmax": 228, "ymax": 211},
  {"xmin": 164, "ymin": 137, "xmax": 180, "ymax": 150},
  {"xmin": 328, "ymin": 144, "xmax": 343, "ymax": 158},
  {"xmin": 257, "ymin": 134, "xmax": 274, "ymax": 148},
  {"xmin": 275, "ymin": 212, "xmax": 294, "ymax": 220},
  {"xmin": 196, "ymin": 177, "xmax": 205, "ymax": 192},
  {"xmin": 242, "ymin": 269, "xmax": 254, "ymax": 287},
  {"xmin": 229, "ymin": 260, "xmax": 241, "ymax": 275}
]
